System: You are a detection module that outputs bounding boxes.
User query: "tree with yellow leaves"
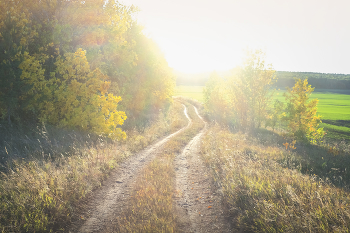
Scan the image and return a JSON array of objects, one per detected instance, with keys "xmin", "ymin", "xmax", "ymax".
[
  {"xmin": 20, "ymin": 48, "xmax": 127, "ymax": 139},
  {"xmin": 0, "ymin": 0, "xmax": 173, "ymax": 133},
  {"xmin": 283, "ymin": 78, "xmax": 324, "ymax": 143}
]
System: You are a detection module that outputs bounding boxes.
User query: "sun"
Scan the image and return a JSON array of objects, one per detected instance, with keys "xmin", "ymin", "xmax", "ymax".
[{"xmin": 154, "ymin": 35, "xmax": 243, "ymax": 73}]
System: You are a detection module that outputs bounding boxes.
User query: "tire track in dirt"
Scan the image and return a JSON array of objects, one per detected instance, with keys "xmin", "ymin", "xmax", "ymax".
[
  {"xmin": 174, "ymin": 106, "xmax": 232, "ymax": 232},
  {"xmin": 69, "ymin": 104, "xmax": 191, "ymax": 233}
]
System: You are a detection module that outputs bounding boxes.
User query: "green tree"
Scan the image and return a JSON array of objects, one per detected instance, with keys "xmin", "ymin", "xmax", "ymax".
[
  {"xmin": 229, "ymin": 50, "xmax": 276, "ymax": 131},
  {"xmin": 108, "ymin": 24, "xmax": 175, "ymax": 126},
  {"xmin": 0, "ymin": 0, "xmax": 37, "ymax": 123},
  {"xmin": 204, "ymin": 72, "xmax": 233, "ymax": 124},
  {"xmin": 283, "ymin": 78, "xmax": 324, "ymax": 143},
  {"xmin": 265, "ymin": 99, "xmax": 285, "ymax": 131}
]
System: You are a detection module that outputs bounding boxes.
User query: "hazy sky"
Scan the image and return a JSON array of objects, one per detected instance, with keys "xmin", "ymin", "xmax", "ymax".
[{"xmin": 121, "ymin": 0, "xmax": 350, "ymax": 74}]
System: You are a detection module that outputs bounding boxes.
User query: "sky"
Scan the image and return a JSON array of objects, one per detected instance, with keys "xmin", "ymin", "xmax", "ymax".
[{"xmin": 120, "ymin": 0, "xmax": 350, "ymax": 74}]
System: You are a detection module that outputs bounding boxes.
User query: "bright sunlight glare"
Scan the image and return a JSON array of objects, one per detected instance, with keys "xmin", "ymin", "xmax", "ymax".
[{"xmin": 121, "ymin": 0, "xmax": 350, "ymax": 74}]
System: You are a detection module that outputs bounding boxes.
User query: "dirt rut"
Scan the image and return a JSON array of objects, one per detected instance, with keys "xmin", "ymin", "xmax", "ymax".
[
  {"xmin": 174, "ymin": 106, "xmax": 231, "ymax": 232},
  {"xmin": 69, "ymin": 105, "xmax": 191, "ymax": 233}
]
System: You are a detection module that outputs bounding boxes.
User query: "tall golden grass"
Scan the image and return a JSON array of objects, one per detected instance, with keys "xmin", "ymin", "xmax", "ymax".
[
  {"xmin": 0, "ymin": 101, "xmax": 187, "ymax": 232},
  {"xmin": 117, "ymin": 101, "xmax": 205, "ymax": 232},
  {"xmin": 201, "ymin": 124, "xmax": 350, "ymax": 232}
]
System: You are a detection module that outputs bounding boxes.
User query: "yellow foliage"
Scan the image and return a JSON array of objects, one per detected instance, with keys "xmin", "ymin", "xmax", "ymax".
[
  {"xmin": 283, "ymin": 78, "xmax": 324, "ymax": 143},
  {"xmin": 20, "ymin": 48, "xmax": 127, "ymax": 139}
]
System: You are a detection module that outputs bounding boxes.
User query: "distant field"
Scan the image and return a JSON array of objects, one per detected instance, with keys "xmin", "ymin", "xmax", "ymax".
[
  {"xmin": 174, "ymin": 86, "xmax": 204, "ymax": 103},
  {"xmin": 274, "ymin": 89, "xmax": 350, "ymax": 141},
  {"xmin": 175, "ymin": 85, "xmax": 350, "ymax": 141}
]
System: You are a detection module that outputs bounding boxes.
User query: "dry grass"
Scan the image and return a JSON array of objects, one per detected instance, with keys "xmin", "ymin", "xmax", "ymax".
[
  {"xmin": 201, "ymin": 124, "xmax": 350, "ymax": 232},
  {"xmin": 0, "ymin": 100, "xmax": 187, "ymax": 232},
  {"xmin": 252, "ymin": 128, "xmax": 350, "ymax": 189},
  {"xmin": 117, "ymin": 101, "xmax": 205, "ymax": 232}
]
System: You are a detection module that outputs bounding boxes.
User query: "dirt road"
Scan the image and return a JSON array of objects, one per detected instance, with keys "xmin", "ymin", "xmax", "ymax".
[
  {"xmin": 174, "ymin": 106, "xmax": 231, "ymax": 232},
  {"xmin": 69, "ymin": 104, "xmax": 231, "ymax": 232},
  {"xmin": 69, "ymin": 105, "xmax": 191, "ymax": 232}
]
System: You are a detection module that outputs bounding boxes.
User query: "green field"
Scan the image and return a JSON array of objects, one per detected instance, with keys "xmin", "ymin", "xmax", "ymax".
[
  {"xmin": 176, "ymin": 85, "xmax": 350, "ymax": 141},
  {"xmin": 174, "ymin": 86, "xmax": 204, "ymax": 103},
  {"xmin": 275, "ymin": 89, "xmax": 350, "ymax": 141}
]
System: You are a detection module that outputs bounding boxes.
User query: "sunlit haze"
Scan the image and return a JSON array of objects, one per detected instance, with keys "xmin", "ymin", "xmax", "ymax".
[{"xmin": 121, "ymin": 0, "xmax": 350, "ymax": 74}]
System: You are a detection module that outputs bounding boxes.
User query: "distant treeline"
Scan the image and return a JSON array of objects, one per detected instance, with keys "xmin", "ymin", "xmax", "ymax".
[
  {"xmin": 275, "ymin": 71, "xmax": 350, "ymax": 89},
  {"xmin": 176, "ymin": 70, "xmax": 350, "ymax": 90},
  {"xmin": 175, "ymin": 71, "xmax": 212, "ymax": 86}
]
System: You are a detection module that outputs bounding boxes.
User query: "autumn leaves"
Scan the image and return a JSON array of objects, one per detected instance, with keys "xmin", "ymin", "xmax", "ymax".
[
  {"xmin": 0, "ymin": 0, "xmax": 174, "ymax": 138},
  {"xmin": 204, "ymin": 50, "xmax": 324, "ymax": 144},
  {"xmin": 20, "ymin": 48, "xmax": 127, "ymax": 139}
]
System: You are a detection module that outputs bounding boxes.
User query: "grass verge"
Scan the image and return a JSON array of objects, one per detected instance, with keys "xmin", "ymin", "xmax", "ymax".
[
  {"xmin": 117, "ymin": 101, "xmax": 205, "ymax": 232},
  {"xmin": 252, "ymin": 128, "xmax": 350, "ymax": 189},
  {"xmin": 201, "ymin": 124, "xmax": 350, "ymax": 232},
  {"xmin": 0, "ymin": 100, "xmax": 187, "ymax": 232}
]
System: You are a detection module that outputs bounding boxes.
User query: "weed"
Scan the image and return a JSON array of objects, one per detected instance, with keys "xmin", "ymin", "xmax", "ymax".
[
  {"xmin": 201, "ymin": 124, "xmax": 350, "ymax": 232},
  {"xmin": 0, "ymin": 100, "xmax": 187, "ymax": 232}
]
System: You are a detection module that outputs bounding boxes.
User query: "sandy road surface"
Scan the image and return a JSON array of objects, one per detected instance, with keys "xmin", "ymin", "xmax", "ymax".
[
  {"xmin": 69, "ymin": 105, "xmax": 191, "ymax": 233},
  {"xmin": 174, "ymin": 106, "xmax": 232, "ymax": 232}
]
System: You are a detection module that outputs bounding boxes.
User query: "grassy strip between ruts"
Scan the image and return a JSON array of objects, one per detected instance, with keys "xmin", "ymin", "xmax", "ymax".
[
  {"xmin": 201, "ymin": 124, "xmax": 350, "ymax": 232},
  {"xmin": 0, "ymin": 101, "xmax": 188, "ymax": 233},
  {"xmin": 116, "ymin": 101, "xmax": 205, "ymax": 232}
]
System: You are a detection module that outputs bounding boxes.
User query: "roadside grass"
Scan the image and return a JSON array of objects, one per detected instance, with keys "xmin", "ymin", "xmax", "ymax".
[
  {"xmin": 0, "ymin": 123, "xmax": 97, "ymax": 168},
  {"xmin": 0, "ymin": 100, "xmax": 188, "ymax": 232},
  {"xmin": 201, "ymin": 124, "xmax": 350, "ymax": 232},
  {"xmin": 174, "ymin": 86, "xmax": 204, "ymax": 103},
  {"xmin": 117, "ymin": 100, "xmax": 205, "ymax": 232},
  {"xmin": 252, "ymin": 128, "xmax": 350, "ymax": 190}
]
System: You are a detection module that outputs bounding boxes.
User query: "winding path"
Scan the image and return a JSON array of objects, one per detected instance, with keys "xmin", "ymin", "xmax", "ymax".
[
  {"xmin": 69, "ymin": 104, "xmax": 231, "ymax": 232},
  {"xmin": 174, "ymin": 106, "xmax": 232, "ymax": 232},
  {"xmin": 70, "ymin": 105, "xmax": 191, "ymax": 233}
]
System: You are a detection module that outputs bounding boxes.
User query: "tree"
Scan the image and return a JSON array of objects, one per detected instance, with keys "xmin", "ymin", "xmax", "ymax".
[
  {"xmin": 0, "ymin": 0, "xmax": 174, "ymax": 132},
  {"xmin": 20, "ymin": 48, "xmax": 127, "ymax": 139},
  {"xmin": 108, "ymin": 24, "xmax": 175, "ymax": 126},
  {"xmin": 204, "ymin": 72, "xmax": 233, "ymax": 124},
  {"xmin": 265, "ymin": 99, "xmax": 285, "ymax": 131},
  {"xmin": 283, "ymin": 78, "xmax": 324, "ymax": 143},
  {"xmin": 229, "ymin": 50, "xmax": 276, "ymax": 131},
  {"xmin": 0, "ymin": 0, "xmax": 37, "ymax": 123}
]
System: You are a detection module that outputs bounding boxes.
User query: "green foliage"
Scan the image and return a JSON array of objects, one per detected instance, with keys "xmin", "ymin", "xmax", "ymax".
[
  {"xmin": 0, "ymin": 0, "xmax": 174, "ymax": 134},
  {"xmin": 276, "ymin": 71, "xmax": 350, "ymax": 81},
  {"xmin": 231, "ymin": 50, "xmax": 276, "ymax": 130},
  {"xmin": 273, "ymin": 89, "xmax": 350, "ymax": 141},
  {"xmin": 203, "ymin": 72, "xmax": 233, "ymax": 124},
  {"xmin": 275, "ymin": 71, "xmax": 350, "ymax": 90},
  {"xmin": 203, "ymin": 50, "xmax": 276, "ymax": 130},
  {"xmin": 283, "ymin": 79, "xmax": 325, "ymax": 143},
  {"xmin": 265, "ymin": 99, "xmax": 285, "ymax": 131},
  {"xmin": 0, "ymin": 0, "xmax": 37, "ymax": 123},
  {"xmin": 110, "ymin": 25, "xmax": 175, "ymax": 125}
]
